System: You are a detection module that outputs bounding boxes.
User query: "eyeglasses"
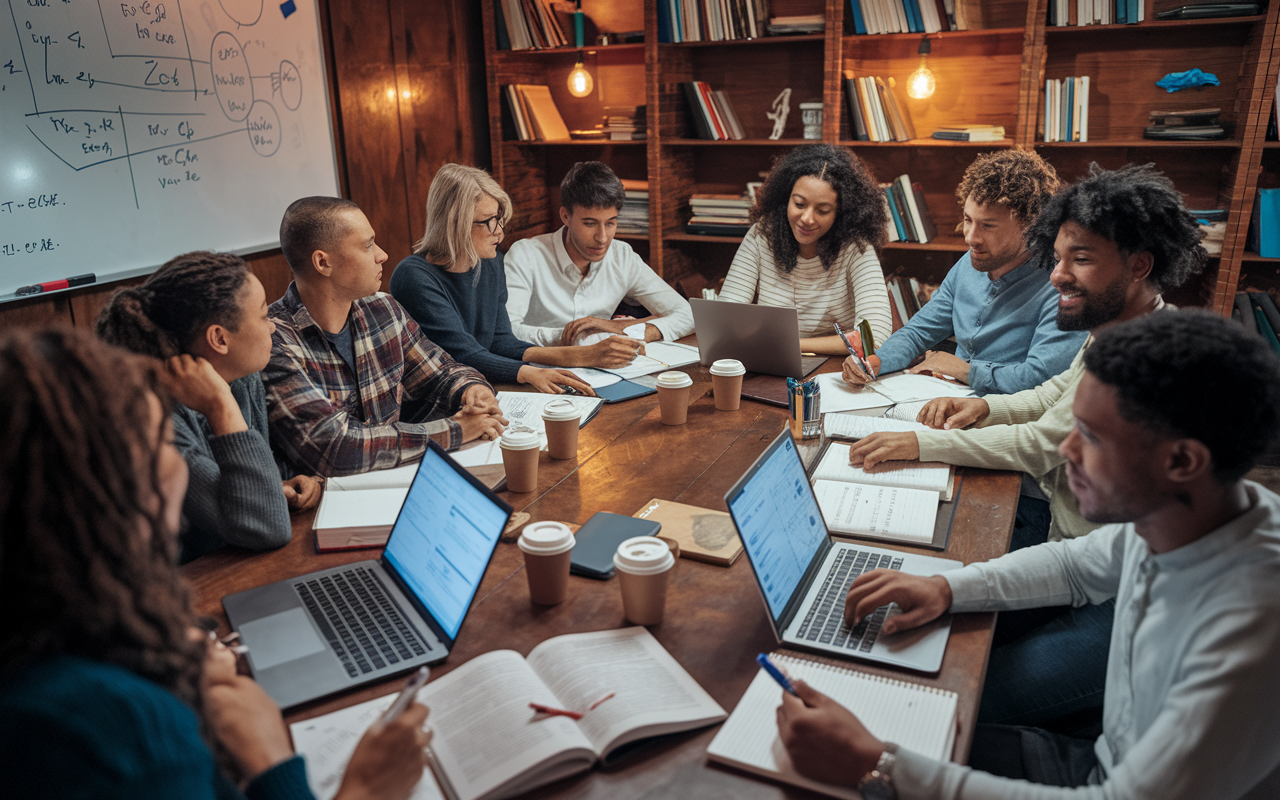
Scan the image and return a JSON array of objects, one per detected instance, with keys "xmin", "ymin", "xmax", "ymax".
[{"xmin": 472, "ymin": 214, "xmax": 506, "ymax": 234}]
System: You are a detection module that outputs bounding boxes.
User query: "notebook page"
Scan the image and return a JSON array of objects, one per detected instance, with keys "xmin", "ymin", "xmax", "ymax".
[
  {"xmin": 883, "ymin": 401, "xmax": 929, "ymax": 422},
  {"xmin": 314, "ymin": 487, "xmax": 409, "ymax": 531},
  {"xmin": 813, "ymin": 443, "xmax": 950, "ymax": 493},
  {"xmin": 824, "ymin": 412, "xmax": 930, "ymax": 439},
  {"xmin": 813, "ymin": 481, "xmax": 939, "ymax": 544},
  {"xmin": 605, "ymin": 341, "xmax": 700, "ymax": 380},
  {"xmin": 869, "ymin": 373, "xmax": 974, "ymax": 404},
  {"xmin": 449, "ymin": 393, "xmax": 603, "ymax": 468},
  {"xmin": 813, "ymin": 372, "xmax": 895, "ymax": 413}
]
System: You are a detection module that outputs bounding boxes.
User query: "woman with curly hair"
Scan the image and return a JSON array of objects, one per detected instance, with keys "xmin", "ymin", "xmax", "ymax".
[
  {"xmin": 0, "ymin": 326, "xmax": 429, "ymax": 799},
  {"xmin": 719, "ymin": 143, "xmax": 893, "ymax": 355}
]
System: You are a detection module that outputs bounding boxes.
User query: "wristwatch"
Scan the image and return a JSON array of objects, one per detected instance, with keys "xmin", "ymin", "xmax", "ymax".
[{"xmin": 857, "ymin": 743, "xmax": 898, "ymax": 800}]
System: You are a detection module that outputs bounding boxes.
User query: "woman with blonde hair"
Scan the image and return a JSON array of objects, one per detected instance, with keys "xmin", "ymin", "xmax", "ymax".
[{"xmin": 390, "ymin": 164, "xmax": 637, "ymax": 394}]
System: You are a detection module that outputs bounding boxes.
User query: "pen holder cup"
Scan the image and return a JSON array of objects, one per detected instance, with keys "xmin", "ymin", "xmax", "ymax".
[{"xmin": 788, "ymin": 377, "xmax": 822, "ymax": 439}]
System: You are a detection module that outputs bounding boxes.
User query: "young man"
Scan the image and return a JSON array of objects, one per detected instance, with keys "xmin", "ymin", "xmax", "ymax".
[
  {"xmin": 777, "ymin": 310, "xmax": 1280, "ymax": 800},
  {"xmin": 504, "ymin": 161, "xmax": 694, "ymax": 347},
  {"xmin": 844, "ymin": 150, "xmax": 1086, "ymax": 394},
  {"xmin": 264, "ymin": 196, "xmax": 506, "ymax": 478}
]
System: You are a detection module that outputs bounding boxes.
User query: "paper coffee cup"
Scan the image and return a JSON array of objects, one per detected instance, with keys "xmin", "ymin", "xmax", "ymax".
[
  {"xmin": 614, "ymin": 536, "xmax": 675, "ymax": 625},
  {"xmin": 541, "ymin": 399, "xmax": 581, "ymax": 460},
  {"xmin": 655, "ymin": 371, "xmax": 693, "ymax": 426},
  {"xmin": 499, "ymin": 427, "xmax": 541, "ymax": 493},
  {"xmin": 518, "ymin": 521, "xmax": 576, "ymax": 605},
  {"xmin": 709, "ymin": 359, "xmax": 746, "ymax": 411}
]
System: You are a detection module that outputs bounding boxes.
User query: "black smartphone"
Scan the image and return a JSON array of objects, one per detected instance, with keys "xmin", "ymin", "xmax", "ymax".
[{"xmin": 569, "ymin": 512, "xmax": 662, "ymax": 579}]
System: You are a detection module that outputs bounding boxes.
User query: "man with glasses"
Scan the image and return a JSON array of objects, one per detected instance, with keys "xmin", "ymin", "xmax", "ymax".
[{"xmin": 504, "ymin": 161, "xmax": 694, "ymax": 347}]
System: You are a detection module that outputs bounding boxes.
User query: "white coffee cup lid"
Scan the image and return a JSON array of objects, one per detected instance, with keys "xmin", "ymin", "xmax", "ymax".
[
  {"xmin": 518, "ymin": 521, "xmax": 576, "ymax": 555},
  {"xmin": 710, "ymin": 359, "xmax": 746, "ymax": 377},
  {"xmin": 541, "ymin": 399, "xmax": 581, "ymax": 421},
  {"xmin": 613, "ymin": 536, "xmax": 675, "ymax": 575},
  {"xmin": 499, "ymin": 426, "xmax": 541, "ymax": 450},
  {"xmin": 656, "ymin": 371, "xmax": 693, "ymax": 389}
]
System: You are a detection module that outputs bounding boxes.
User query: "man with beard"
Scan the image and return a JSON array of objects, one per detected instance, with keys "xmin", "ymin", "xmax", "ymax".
[{"xmin": 844, "ymin": 163, "xmax": 1207, "ymax": 728}]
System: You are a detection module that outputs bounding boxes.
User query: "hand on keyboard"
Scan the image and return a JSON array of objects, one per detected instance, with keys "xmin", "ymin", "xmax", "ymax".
[{"xmin": 844, "ymin": 570, "xmax": 953, "ymax": 636}]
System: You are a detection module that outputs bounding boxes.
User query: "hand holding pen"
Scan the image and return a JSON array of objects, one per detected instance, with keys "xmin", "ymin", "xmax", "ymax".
[{"xmin": 833, "ymin": 323, "xmax": 878, "ymax": 386}]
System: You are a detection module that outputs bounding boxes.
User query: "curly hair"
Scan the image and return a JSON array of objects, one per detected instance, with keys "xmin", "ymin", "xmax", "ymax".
[
  {"xmin": 1024, "ymin": 163, "xmax": 1207, "ymax": 291},
  {"xmin": 955, "ymin": 149, "xmax": 1061, "ymax": 224},
  {"xmin": 95, "ymin": 251, "xmax": 251, "ymax": 358},
  {"xmin": 1085, "ymin": 309, "xmax": 1280, "ymax": 482},
  {"xmin": 750, "ymin": 144, "xmax": 887, "ymax": 272},
  {"xmin": 0, "ymin": 327, "xmax": 205, "ymax": 704},
  {"xmin": 279, "ymin": 196, "xmax": 361, "ymax": 273}
]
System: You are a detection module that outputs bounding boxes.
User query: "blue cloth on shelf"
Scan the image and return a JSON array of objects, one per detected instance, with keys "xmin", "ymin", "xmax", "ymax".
[{"xmin": 1156, "ymin": 68, "xmax": 1219, "ymax": 92}]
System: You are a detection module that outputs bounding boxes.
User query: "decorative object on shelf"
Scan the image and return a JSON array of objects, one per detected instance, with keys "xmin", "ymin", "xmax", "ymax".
[
  {"xmin": 566, "ymin": 1, "xmax": 594, "ymax": 98},
  {"xmin": 907, "ymin": 37, "xmax": 937, "ymax": 99},
  {"xmin": 767, "ymin": 88, "xmax": 792, "ymax": 140},
  {"xmin": 1156, "ymin": 68, "xmax": 1220, "ymax": 93},
  {"xmin": 1043, "ymin": 76, "xmax": 1090, "ymax": 142},
  {"xmin": 800, "ymin": 102, "xmax": 824, "ymax": 139}
]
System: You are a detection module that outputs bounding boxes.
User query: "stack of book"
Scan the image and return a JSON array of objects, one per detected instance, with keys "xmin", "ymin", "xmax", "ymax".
[
  {"xmin": 1235, "ymin": 291, "xmax": 1280, "ymax": 355},
  {"xmin": 766, "ymin": 14, "xmax": 824, "ymax": 34},
  {"xmin": 496, "ymin": 0, "xmax": 573, "ymax": 50},
  {"xmin": 682, "ymin": 83, "xmax": 747, "ymax": 140},
  {"xmin": 687, "ymin": 192, "xmax": 753, "ymax": 236},
  {"xmin": 1042, "ymin": 77, "xmax": 1090, "ymax": 142},
  {"xmin": 1048, "ymin": 0, "xmax": 1145, "ymax": 25},
  {"xmin": 882, "ymin": 174, "xmax": 937, "ymax": 244},
  {"xmin": 504, "ymin": 84, "xmax": 571, "ymax": 141},
  {"xmin": 931, "ymin": 125, "xmax": 1005, "ymax": 142},
  {"xmin": 601, "ymin": 106, "xmax": 646, "ymax": 141},
  {"xmin": 1144, "ymin": 108, "xmax": 1226, "ymax": 141},
  {"xmin": 619, "ymin": 179, "xmax": 649, "ymax": 236},
  {"xmin": 848, "ymin": 0, "xmax": 948, "ymax": 34},
  {"xmin": 843, "ymin": 73, "xmax": 916, "ymax": 142},
  {"xmin": 658, "ymin": 0, "xmax": 769, "ymax": 42},
  {"xmin": 886, "ymin": 275, "xmax": 940, "ymax": 329},
  {"xmin": 1190, "ymin": 209, "xmax": 1227, "ymax": 256}
]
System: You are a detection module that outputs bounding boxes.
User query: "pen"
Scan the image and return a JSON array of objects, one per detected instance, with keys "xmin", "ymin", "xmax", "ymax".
[
  {"xmin": 833, "ymin": 322, "xmax": 876, "ymax": 381},
  {"xmin": 15, "ymin": 273, "xmax": 96, "ymax": 296},
  {"xmin": 756, "ymin": 653, "xmax": 797, "ymax": 695},
  {"xmin": 379, "ymin": 666, "xmax": 430, "ymax": 725}
]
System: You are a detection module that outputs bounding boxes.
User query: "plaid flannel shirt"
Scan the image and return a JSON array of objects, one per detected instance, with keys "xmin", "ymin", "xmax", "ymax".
[{"xmin": 264, "ymin": 283, "xmax": 492, "ymax": 477}]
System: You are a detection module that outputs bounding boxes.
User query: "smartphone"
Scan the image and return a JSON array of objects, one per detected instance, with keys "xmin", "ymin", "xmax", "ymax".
[{"xmin": 569, "ymin": 512, "xmax": 662, "ymax": 579}]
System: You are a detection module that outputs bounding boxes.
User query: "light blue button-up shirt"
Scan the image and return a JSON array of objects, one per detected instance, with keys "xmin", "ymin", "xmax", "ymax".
[{"xmin": 875, "ymin": 251, "xmax": 1087, "ymax": 395}]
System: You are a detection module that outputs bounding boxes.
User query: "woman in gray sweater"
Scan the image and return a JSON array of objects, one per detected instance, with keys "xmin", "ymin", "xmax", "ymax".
[{"xmin": 97, "ymin": 251, "xmax": 322, "ymax": 562}]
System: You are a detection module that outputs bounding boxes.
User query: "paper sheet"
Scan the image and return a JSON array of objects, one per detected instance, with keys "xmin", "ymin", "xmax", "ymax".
[
  {"xmin": 813, "ymin": 481, "xmax": 939, "ymax": 544},
  {"xmin": 868, "ymin": 372, "xmax": 975, "ymax": 405},
  {"xmin": 812, "ymin": 372, "xmax": 894, "ymax": 413},
  {"xmin": 883, "ymin": 400, "xmax": 929, "ymax": 423},
  {"xmin": 823, "ymin": 412, "xmax": 930, "ymax": 439},
  {"xmin": 812, "ymin": 443, "xmax": 951, "ymax": 493},
  {"xmin": 575, "ymin": 322, "xmax": 647, "ymax": 347},
  {"xmin": 603, "ymin": 341, "xmax": 700, "ymax": 380},
  {"xmin": 326, "ymin": 464, "xmax": 419, "ymax": 491}
]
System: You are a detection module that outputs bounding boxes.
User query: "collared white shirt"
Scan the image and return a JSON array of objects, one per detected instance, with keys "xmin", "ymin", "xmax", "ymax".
[{"xmin": 503, "ymin": 227, "xmax": 695, "ymax": 346}]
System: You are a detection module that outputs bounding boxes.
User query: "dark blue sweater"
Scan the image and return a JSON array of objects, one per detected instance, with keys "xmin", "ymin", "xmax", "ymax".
[{"xmin": 389, "ymin": 252, "xmax": 533, "ymax": 385}]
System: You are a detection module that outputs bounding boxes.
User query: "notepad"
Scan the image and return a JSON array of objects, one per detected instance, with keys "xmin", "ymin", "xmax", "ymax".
[
  {"xmin": 823, "ymin": 412, "xmax": 931, "ymax": 440},
  {"xmin": 868, "ymin": 372, "xmax": 975, "ymax": 404},
  {"xmin": 706, "ymin": 654, "xmax": 958, "ymax": 800},
  {"xmin": 812, "ymin": 443, "xmax": 954, "ymax": 497},
  {"xmin": 813, "ymin": 372, "xmax": 895, "ymax": 413}
]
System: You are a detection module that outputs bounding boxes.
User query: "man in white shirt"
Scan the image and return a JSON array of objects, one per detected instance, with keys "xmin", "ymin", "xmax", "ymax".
[
  {"xmin": 504, "ymin": 161, "xmax": 694, "ymax": 347},
  {"xmin": 774, "ymin": 309, "xmax": 1280, "ymax": 800}
]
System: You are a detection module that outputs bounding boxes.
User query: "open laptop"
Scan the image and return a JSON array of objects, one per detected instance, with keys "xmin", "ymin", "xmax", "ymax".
[
  {"xmin": 690, "ymin": 298, "xmax": 825, "ymax": 379},
  {"xmin": 223, "ymin": 440, "xmax": 513, "ymax": 709},
  {"xmin": 725, "ymin": 429, "xmax": 961, "ymax": 672}
]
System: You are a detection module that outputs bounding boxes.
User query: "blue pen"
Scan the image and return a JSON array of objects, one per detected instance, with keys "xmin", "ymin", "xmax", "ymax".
[{"xmin": 756, "ymin": 653, "xmax": 797, "ymax": 695}]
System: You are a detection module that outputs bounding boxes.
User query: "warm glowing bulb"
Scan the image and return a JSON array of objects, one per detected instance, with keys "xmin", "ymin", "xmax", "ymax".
[
  {"xmin": 907, "ymin": 59, "xmax": 936, "ymax": 99},
  {"xmin": 567, "ymin": 62, "xmax": 593, "ymax": 98},
  {"xmin": 386, "ymin": 88, "xmax": 395, "ymax": 100},
  {"xmin": 402, "ymin": 90, "xmax": 411, "ymax": 99}
]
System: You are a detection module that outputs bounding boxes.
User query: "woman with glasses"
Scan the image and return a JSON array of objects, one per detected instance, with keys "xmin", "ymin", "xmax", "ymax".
[{"xmin": 390, "ymin": 164, "xmax": 603, "ymax": 394}]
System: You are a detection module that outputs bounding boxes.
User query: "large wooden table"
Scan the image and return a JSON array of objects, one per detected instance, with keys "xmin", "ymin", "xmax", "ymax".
[{"xmin": 183, "ymin": 358, "xmax": 1018, "ymax": 799}]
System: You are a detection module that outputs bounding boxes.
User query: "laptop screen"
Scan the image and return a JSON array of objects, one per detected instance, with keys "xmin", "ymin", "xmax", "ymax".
[
  {"xmin": 727, "ymin": 433, "xmax": 829, "ymax": 619},
  {"xmin": 383, "ymin": 447, "xmax": 509, "ymax": 639}
]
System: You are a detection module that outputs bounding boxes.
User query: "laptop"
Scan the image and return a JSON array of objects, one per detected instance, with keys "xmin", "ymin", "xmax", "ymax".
[
  {"xmin": 725, "ymin": 429, "xmax": 961, "ymax": 673},
  {"xmin": 223, "ymin": 440, "xmax": 513, "ymax": 709},
  {"xmin": 690, "ymin": 298, "xmax": 825, "ymax": 379}
]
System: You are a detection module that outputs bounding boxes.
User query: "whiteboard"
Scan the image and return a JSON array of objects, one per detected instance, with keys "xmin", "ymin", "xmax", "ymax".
[{"xmin": 0, "ymin": 0, "xmax": 340, "ymax": 300}]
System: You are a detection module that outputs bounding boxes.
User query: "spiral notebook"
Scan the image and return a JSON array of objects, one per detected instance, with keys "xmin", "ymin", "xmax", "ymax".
[{"xmin": 706, "ymin": 654, "xmax": 957, "ymax": 799}]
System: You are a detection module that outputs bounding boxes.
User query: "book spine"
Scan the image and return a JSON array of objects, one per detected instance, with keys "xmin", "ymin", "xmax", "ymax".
[
  {"xmin": 849, "ymin": 0, "xmax": 867, "ymax": 34},
  {"xmin": 682, "ymin": 82, "xmax": 716, "ymax": 140}
]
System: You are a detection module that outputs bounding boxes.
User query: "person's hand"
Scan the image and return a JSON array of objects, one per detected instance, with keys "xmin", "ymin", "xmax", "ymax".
[
  {"xmin": 581, "ymin": 336, "xmax": 645, "ymax": 369},
  {"xmin": 454, "ymin": 408, "xmax": 507, "ymax": 443},
  {"xmin": 459, "ymin": 384, "xmax": 501, "ymax": 417},
  {"xmin": 204, "ymin": 675, "xmax": 295, "ymax": 781},
  {"xmin": 777, "ymin": 679, "xmax": 883, "ymax": 787},
  {"xmin": 846, "ymin": 432, "xmax": 919, "ymax": 469},
  {"xmin": 282, "ymin": 475, "xmax": 323, "ymax": 512},
  {"xmin": 841, "ymin": 354, "xmax": 881, "ymax": 387},
  {"xmin": 562, "ymin": 315, "xmax": 632, "ymax": 345},
  {"xmin": 908, "ymin": 351, "xmax": 971, "ymax": 385},
  {"xmin": 517, "ymin": 366, "xmax": 596, "ymax": 396},
  {"xmin": 334, "ymin": 704, "xmax": 432, "ymax": 800},
  {"xmin": 917, "ymin": 397, "xmax": 990, "ymax": 430},
  {"xmin": 159, "ymin": 354, "xmax": 248, "ymax": 436},
  {"xmin": 191, "ymin": 627, "xmax": 239, "ymax": 688},
  {"xmin": 844, "ymin": 570, "xmax": 952, "ymax": 633}
]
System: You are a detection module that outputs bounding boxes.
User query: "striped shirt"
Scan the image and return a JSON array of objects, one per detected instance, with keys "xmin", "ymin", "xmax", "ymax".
[
  {"xmin": 719, "ymin": 223, "xmax": 893, "ymax": 345},
  {"xmin": 264, "ymin": 283, "xmax": 491, "ymax": 478}
]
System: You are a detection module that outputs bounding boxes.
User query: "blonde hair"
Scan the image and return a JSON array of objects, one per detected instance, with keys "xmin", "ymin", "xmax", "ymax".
[{"xmin": 415, "ymin": 164, "xmax": 512, "ymax": 270}]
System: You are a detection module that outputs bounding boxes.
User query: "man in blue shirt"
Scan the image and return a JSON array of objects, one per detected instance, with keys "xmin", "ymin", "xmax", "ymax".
[{"xmin": 845, "ymin": 151, "xmax": 1087, "ymax": 395}]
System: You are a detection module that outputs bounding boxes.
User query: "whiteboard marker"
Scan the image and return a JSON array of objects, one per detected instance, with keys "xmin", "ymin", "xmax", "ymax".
[{"xmin": 15, "ymin": 274, "xmax": 96, "ymax": 296}]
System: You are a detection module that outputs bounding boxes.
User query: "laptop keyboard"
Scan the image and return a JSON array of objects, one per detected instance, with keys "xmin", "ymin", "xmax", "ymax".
[
  {"xmin": 795, "ymin": 549, "xmax": 904, "ymax": 653},
  {"xmin": 294, "ymin": 567, "xmax": 431, "ymax": 677}
]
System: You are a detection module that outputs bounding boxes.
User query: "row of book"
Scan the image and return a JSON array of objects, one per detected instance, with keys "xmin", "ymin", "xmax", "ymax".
[
  {"xmin": 1048, "ymin": 0, "xmax": 1146, "ymax": 25},
  {"xmin": 503, "ymin": 84, "xmax": 570, "ymax": 142},
  {"xmin": 1234, "ymin": 291, "xmax": 1280, "ymax": 357},
  {"xmin": 687, "ymin": 191, "xmax": 753, "ymax": 236},
  {"xmin": 1043, "ymin": 77, "xmax": 1090, "ymax": 143},
  {"xmin": 883, "ymin": 174, "xmax": 937, "ymax": 244},
  {"xmin": 619, "ymin": 180, "xmax": 649, "ymax": 236},
  {"xmin": 844, "ymin": 74, "xmax": 916, "ymax": 142},
  {"xmin": 497, "ymin": 0, "xmax": 577, "ymax": 50},
  {"xmin": 682, "ymin": 82, "xmax": 748, "ymax": 140},
  {"xmin": 1144, "ymin": 107, "xmax": 1226, "ymax": 142},
  {"xmin": 849, "ymin": 0, "xmax": 947, "ymax": 35},
  {"xmin": 657, "ymin": 0, "xmax": 769, "ymax": 43},
  {"xmin": 886, "ymin": 274, "xmax": 939, "ymax": 330},
  {"xmin": 569, "ymin": 106, "xmax": 647, "ymax": 142}
]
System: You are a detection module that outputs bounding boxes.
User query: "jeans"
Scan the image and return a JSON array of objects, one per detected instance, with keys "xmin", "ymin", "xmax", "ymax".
[{"xmin": 969, "ymin": 724, "xmax": 1099, "ymax": 786}]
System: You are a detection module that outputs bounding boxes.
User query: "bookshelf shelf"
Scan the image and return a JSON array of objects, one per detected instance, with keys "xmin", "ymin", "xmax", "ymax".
[
  {"xmin": 839, "ymin": 139, "xmax": 1016, "ymax": 148},
  {"xmin": 663, "ymin": 138, "xmax": 819, "ymax": 147},
  {"xmin": 505, "ymin": 139, "xmax": 648, "ymax": 146},
  {"xmin": 843, "ymin": 26, "xmax": 1024, "ymax": 43},
  {"xmin": 1044, "ymin": 15, "xmax": 1265, "ymax": 34},
  {"xmin": 1242, "ymin": 255, "xmax": 1280, "ymax": 264},
  {"xmin": 1263, "ymin": 142, "xmax": 1280, "ymax": 149},
  {"xmin": 1034, "ymin": 139, "xmax": 1243, "ymax": 149},
  {"xmin": 493, "ymin": 43, "xmax": 646, "ymax": 60},
  {"xmin": 883, "ymin": 237, "xmax": 970, "ymax": 252},
  {"xmin": 661, "ymin": 33, "xmax": 826, "ymax": 48}
]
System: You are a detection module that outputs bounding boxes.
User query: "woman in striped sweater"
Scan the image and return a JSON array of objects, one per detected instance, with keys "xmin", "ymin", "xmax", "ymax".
[{"xmin": 720, "ymin": 144, "xmax": 893, "ymax": 355}]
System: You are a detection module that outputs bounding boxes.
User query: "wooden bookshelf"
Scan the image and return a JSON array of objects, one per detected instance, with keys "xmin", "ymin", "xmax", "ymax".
[{"xmin": 482, "ymin": 0, "xmax": 1280, "ymax": 314}]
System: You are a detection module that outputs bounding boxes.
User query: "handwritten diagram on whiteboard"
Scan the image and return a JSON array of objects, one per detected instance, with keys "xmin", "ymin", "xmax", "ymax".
[{"xmin": 0, "ymin": 0, "xmax": 339, "ymax": 298}]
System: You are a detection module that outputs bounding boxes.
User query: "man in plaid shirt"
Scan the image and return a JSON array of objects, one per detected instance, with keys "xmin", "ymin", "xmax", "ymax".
[{"xmin": 264, "ymin": 196, "xmax": 507, "ymax": 477}]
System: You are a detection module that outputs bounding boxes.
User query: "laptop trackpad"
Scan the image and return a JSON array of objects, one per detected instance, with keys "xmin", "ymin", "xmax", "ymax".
[{"xmin": 241, "ymin": 608, "xmax": 326, "ymax": 670}]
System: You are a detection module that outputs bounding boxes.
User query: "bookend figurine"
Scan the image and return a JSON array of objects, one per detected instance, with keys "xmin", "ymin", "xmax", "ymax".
[{"xmin": 767, "ymin": 88, "xmax": 792, "ymax": 140}]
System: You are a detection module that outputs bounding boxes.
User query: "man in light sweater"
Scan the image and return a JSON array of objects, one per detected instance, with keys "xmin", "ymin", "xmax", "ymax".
[
  {"xmin": 777, "ymin": 310, "xmax": 1280, "ymax": 800},
  {"xmin": 504, "ymin": 161, "xmax": 694, "ymax": 347}
]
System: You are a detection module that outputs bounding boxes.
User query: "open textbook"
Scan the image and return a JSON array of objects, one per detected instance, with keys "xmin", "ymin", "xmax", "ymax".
[
  {"xmin": 706, "ymin": 654, "xmax": 957, "ymax": 799},
  {"xmin": 809, "ymin": 442, "xmax": 954, "ymax": 546},
  {"xmin": 296, "ymin": 628, "xmax": 725, "ymax": 800}
]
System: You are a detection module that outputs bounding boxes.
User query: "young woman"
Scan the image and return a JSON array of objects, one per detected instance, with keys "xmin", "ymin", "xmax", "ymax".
[
  {"xmin": 0, "ymin": 327, "xmax": 429, "ymax": 799},
  {"xmin": 720, "ymin": 144, "xmax": 894, "ymax": 356},
  {"xmin": 96, "ymin": 251, "xmax": 322, "ymax": 562},
  {"xmin": 389, "ymin": 163, "xmax": 642, "ymax": 394}
]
